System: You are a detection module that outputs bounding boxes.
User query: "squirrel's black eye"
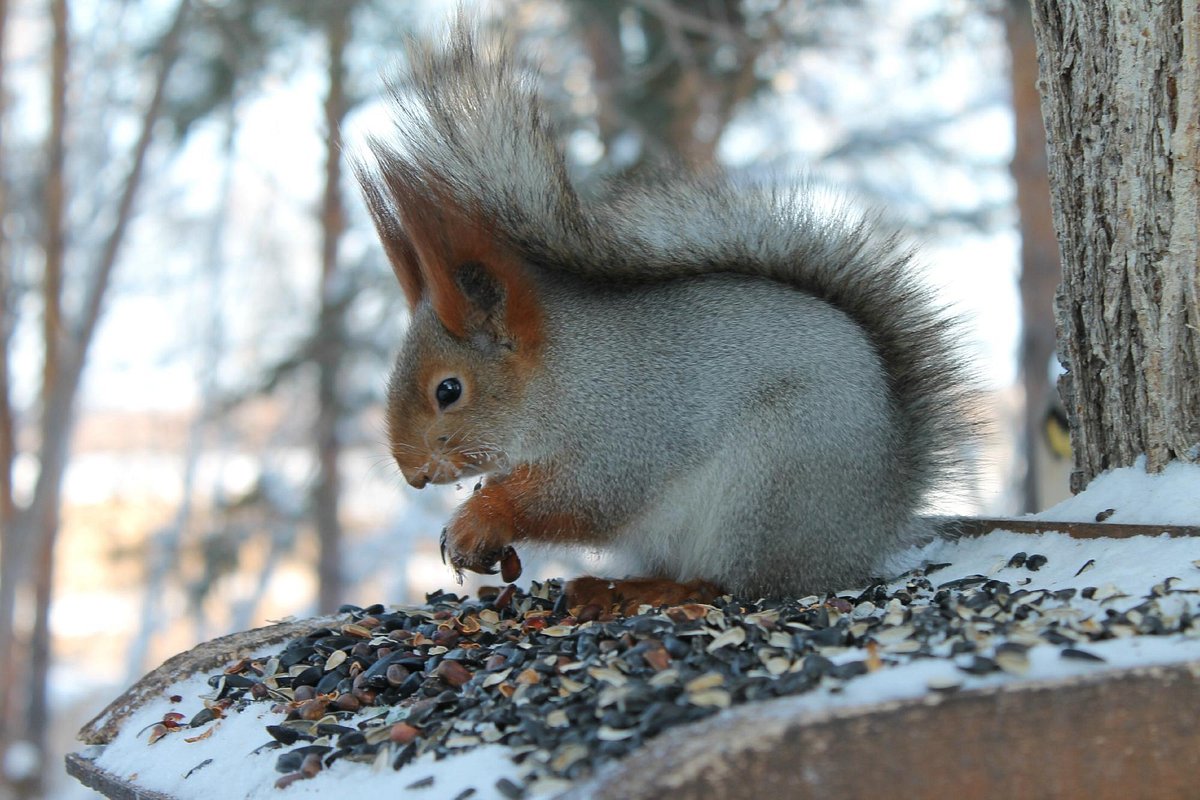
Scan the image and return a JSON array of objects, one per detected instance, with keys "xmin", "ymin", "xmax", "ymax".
[{"xmin": 435, "ymin": 378, "xmax": 462, "ymax": 409}]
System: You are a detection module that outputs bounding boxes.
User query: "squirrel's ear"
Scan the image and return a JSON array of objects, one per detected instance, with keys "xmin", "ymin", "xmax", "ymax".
[
  {"xmin": 422, "ymin": 212, "xmax": 544, "ymax": 352},
  {"xmin": 370, "ymin": 156, "xmax": 543, "ymax": 351},
  {"xmin": 354, "ymin": 154, "xmax": 423, "ymax": 308}
]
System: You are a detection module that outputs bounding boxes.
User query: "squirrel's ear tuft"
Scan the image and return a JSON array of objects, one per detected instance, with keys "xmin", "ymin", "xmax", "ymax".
[
  {"xmin": 353, "ymin": 154, "xmax": 423, "ymax": 308},
  {"xmin": 358, "ymin": 146, "xmax": 543, "ymax": 351}
]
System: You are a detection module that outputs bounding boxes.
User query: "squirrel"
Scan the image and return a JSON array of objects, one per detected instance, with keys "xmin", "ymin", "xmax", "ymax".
[{"xmin": 354, "ymin": 16, "xmax": 978, "ymax": 613}]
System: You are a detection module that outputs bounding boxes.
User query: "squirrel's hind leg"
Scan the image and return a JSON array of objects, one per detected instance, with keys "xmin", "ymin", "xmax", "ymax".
[{"xmin": 564, "ymin": 576, "xmax": 725, "ymax": 616}]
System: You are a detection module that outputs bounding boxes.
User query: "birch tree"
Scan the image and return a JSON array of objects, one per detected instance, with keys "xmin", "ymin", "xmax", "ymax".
[{"xmin": 1030, "ymin": 1, "xmax": 1200, "ymax": 491}]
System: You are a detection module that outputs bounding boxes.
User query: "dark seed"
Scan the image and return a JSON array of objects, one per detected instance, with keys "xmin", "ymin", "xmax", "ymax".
[
  {"xmin": 501, "ymin": 546, "xmax": 523, "ymax": 583},
  {"xmin": 334, "ymin": 694, "xmax": 361, "ymax": 712},
  {"xmin": 266, "ymin": 725, "xmax": 309, "ymax": 746},
  {"xmin": 950, "ymin": 639, "xmax": 977, "ymax": 655},
  {"xmin": 299, "ymin": 752, "xmax": 322, "ymax": 778},
  {"xmin": 275, "ymin": 745, "xmax": 330, "ymax": 774},
  {"xmin": 386, "ymin": 664, "xmax": 410, "ymax": 687},
  {"xmin": 831, "ymin": 661, "xmax": 868, "ymax": 680},
  {"xmin": 397, "ymin": 670, "xmax": 424, "ymax": 698},
  {"xmin": 291, "ymin": 666, "xmax": 322, "ymax": 688},
  {"xmin": 808, "ymin": 625, "xmax": 847, "ymax": 647},
  {"xmin": 250, "ymin": 740, "xmax": 283, "ymax": 756},
  {"xmin": 274, "ymin": 773, "xmax": 304, "ymax": 790},
  {"xmin": 337, "ymin": 730, "xmax": 366, "ymax": 748},
  {"xmin": 494, "ymin": 584, "xmax": 517, "ymax": 609},
  {"xmin": 663, "ymin": 635, "xmax": 691, "ymax": 659},
  {"xmin": 801, "ymin": 654, "xmax": 835, "ymax": 678},
  {"xmin": 316, "ymin": 667, "xmax": 346, "ymax": 695},
  {"xmin": 392, "ymin": 741, "xmax": 418, "ymax": 770},
  {"xmin": 496, "ymin": 777, "xmax": 525, "ymax": 798},
  {"xmin": 938, "ymin": 575, "xmax": 988, "ymax": 591},
  {"xmin": 188, "ymin": 708, "xmax": 216, "ymax": 728},
  {"xmin": 959, "ymin": 656, "xmax": 999, "ymax": 675}
]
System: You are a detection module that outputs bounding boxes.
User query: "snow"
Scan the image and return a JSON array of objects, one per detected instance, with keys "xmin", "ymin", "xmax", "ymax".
[
  {"xmin": 90, "ymin": 665, "xmax": 529, "ymax": 799},
  {"xmin": 1033, "ymin": 455, "xmax": 1200, "ymax": 526},
  {"xmin": 85, "ymin": 460, "xmax": 1200, "ymax": 798}
]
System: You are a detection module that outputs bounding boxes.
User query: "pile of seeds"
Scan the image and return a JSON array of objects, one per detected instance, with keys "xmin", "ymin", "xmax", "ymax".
[{"xmin": 152, "ymin": 553, "xmax": 1200, "ymax": 798}]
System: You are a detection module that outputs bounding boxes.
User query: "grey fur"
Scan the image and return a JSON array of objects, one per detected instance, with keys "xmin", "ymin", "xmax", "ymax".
[{"xmin": 357, "ymin": 16, "xmax": 979, "ymax": 597}]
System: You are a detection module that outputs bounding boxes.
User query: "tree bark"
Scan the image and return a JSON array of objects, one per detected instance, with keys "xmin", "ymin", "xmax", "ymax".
[
  {"xmin": 1030, "ymin": 0, "xmax": 1200, "ymax": 491},
  {"xmin": 1004, "ymin": 0, "xmax": 1062, "ymax": 511},
  {"xmin": 314, "ymin": 3, "xmax": 350, "ymax": 613},
  {"xmin": 0, "ymin": 0, "xmax": 13, "ymax": 781}
]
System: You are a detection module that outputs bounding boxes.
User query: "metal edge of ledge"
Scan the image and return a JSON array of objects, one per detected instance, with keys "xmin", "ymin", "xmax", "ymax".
[{"xmin": 937, "ymin": 516, "xmax": 1200, "ymax": 540}]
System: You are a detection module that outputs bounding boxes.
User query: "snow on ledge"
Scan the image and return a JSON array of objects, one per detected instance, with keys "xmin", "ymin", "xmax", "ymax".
[{"xmin": 1034, "ymin": 457, "xmax": 1200, "ymax": 526}]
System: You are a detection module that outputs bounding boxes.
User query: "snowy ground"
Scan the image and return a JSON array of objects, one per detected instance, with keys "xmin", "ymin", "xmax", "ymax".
[{"xmin": 81, "ymin": 459, "xmax": 1200, "ymax": 799}]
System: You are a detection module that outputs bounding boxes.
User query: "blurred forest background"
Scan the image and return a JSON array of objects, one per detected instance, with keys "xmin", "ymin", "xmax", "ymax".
[{"xmin": 0, "ymin": 0, "xmax": 1063, "ymax": 796}]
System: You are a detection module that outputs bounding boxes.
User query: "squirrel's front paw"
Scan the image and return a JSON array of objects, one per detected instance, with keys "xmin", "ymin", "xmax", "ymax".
[{"xmin": 440, "ymin": 506, "xmax": 516, "ymax": 580}]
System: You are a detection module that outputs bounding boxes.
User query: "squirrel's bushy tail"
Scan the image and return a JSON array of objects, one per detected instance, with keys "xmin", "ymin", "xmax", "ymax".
[
  {"xmin": 356, "ymin": 13, "xmax": 592, "ymax": 271},
  {"xmin": 357, "ymin": 15, "xmax": 980, "ymax": 517}
]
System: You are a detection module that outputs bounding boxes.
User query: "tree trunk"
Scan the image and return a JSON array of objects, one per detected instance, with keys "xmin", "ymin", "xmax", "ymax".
[
  {"xmin": 1004, "ymin": 0, "xmax": 1062, "ymax": 512},
  {"xmin": 1029, "ymin": 0, "xmax": 1200, "ymax": 492},
  {"xmin": 17, "ymin": 0, "xmax": 69, "ymax": 794},
  {"xmin": 570, "ymin": 0, "xmax": 764, "ymax": 172},
  {"xmin": 0, "ymin": 0, "xmax": 13, "ymax": 781},
  {"xmin": 314, "ymin": 3, "xmax": 349, "ymax": 613}
]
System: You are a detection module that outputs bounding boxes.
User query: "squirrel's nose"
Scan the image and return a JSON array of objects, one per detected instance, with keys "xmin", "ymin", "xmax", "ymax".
[{"xmin": 402, "ymin": 469, "xmax": 430, "ymax": 489}]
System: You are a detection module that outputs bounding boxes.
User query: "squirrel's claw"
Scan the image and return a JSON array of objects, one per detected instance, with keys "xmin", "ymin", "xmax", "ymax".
[
  {"xmin": 441, "ymin": 502, "xmax": 515, "ymax": 578},
  {"xmin": 447, "ymin": 546, "xmax": 503, "ymax": 577},
  {"xmin": 439, "ymin": 528, "xmax": 448, "ymax": 565}
]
